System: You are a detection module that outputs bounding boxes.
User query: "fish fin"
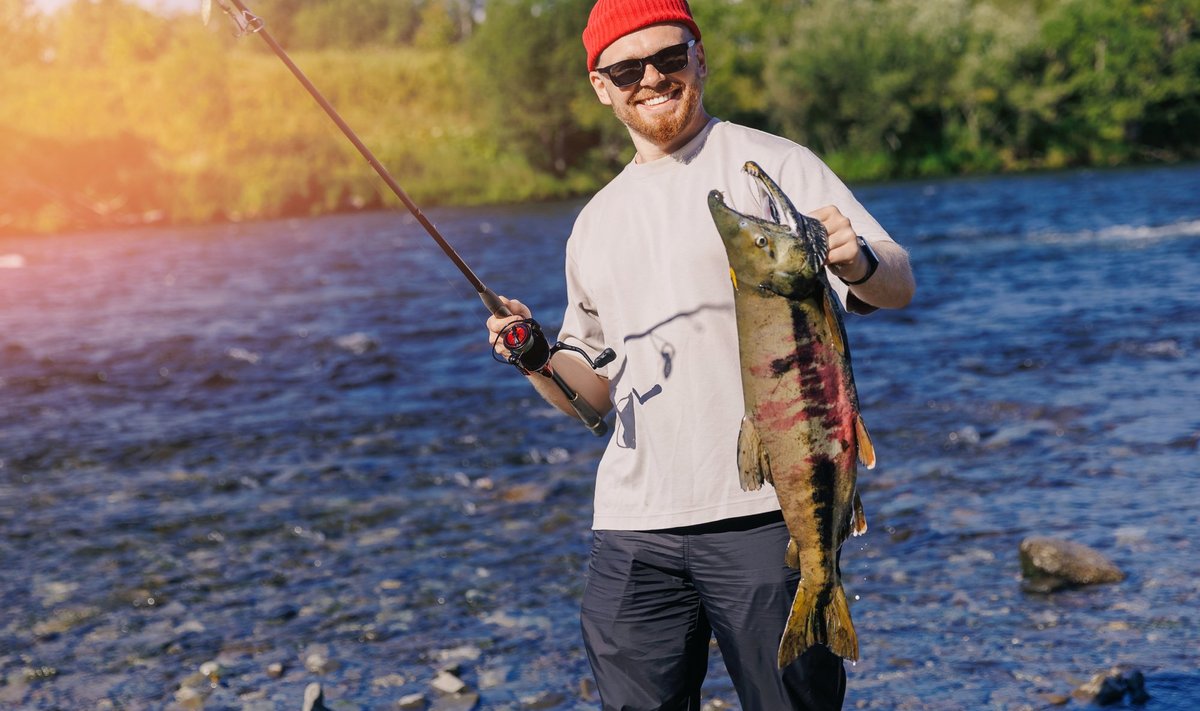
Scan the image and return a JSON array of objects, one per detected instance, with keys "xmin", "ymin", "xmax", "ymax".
[
  {"xmin": 823, "ymin": 290, "xmax": 846, "ymax": 356},
  {"xmin": 856, "ymin": 415, "xmax": 876, "ymax": 470},
  {"xmin": 778, "ymin": 580, "xmax": 860, "ymax": 667},
  {"xmin": 736, "ymin": 417, "xmax": 771, "ymax": 491},
  {"xmin": 784, "ymin": 538, "xmax": 801, "ymax": 569},
  {"xmin": 729, "ymin": 267, "xmax": 739, "ymax": 291},
  {"xmin": 851, "ymin": 490, "xmax": 868, "ymax": 536}
]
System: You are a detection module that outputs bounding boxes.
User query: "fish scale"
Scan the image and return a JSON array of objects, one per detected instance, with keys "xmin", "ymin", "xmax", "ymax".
[{"xmin": 708, "ymin": 161, "xmax": 875, "ymax": 667}]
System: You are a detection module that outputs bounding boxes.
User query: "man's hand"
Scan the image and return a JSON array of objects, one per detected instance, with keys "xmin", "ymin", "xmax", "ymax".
[
  {"xmin": 813, "ymin": 205, "xmax": 869, "ymax": 284},
  {"xmin": 811, "ymin": 205, "xmax": 915, "ymax": 310},
  {"xmin": 486, "ymin": 296, "xmax": 534, "ymax": 361}
]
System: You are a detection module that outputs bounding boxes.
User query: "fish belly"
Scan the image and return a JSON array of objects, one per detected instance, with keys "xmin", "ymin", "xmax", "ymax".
[{"xmin": 733, "ymin": 290, "xmax": 860, "ymax": 664}]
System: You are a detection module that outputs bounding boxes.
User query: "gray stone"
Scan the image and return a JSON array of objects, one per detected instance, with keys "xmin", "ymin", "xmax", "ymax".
[
  {"xmin": 1019, "ymin": 537, "xmax": 1124, "ymax": 592},
  {"xmin": 1072, "ymin": 666, "xmax": 1151, "ymax": 706},
  {"xmin": 431, "ymin": 670, "xmax": 468, "ymax": 695}
]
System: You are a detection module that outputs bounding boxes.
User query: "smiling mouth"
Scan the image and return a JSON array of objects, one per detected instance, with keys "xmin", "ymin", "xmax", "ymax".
[{"xmin": 637, "ymin": 88, "xmax": 681, "ymax": 108}]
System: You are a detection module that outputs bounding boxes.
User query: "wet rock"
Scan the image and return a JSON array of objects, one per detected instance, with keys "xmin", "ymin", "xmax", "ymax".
[
  {"xmin": 520, "ymin": 690, "xmax": 566, "ymax": 709},
  {"xmin": 429, "ymin": 691, "xmax": 479, "ymax": 711},
  {"xmin": 579, "ymin": 677, "xmax": 598, "ymax": 702},
  {"xmin": 427, "ymin": 669, "xmax": 479, "ymax": 711},
  {"xmin": 372, "ymin": 673, "xmax": 407, "ymax": 689},
  {"xmin": 431, "ymin": 670, "xmax": 468, "ymax": 694},
  {"xmin": 174, "ymin": 685, "xmax": 206, "ymax": 710},
  {"xmin": 397, "ymin": 692, "xmax": 428, "ymax": 709},
  {"xmin": 199, "ymin": 660, "xmax": 223, "ymax": 683},
  {"xmin": 22, "ymin": 665, "xmax": 58, "ymax": 682},
  {"xmin": 1072, "ymin": 666, "xmax": 1150, "ymax": 706},
  {"xmin": 303, "ymin": 644, "xmax": 340, "ymax": 674},
  {"xmin": 436, "ymin": 645, "xmax": 483, "ymax": 665},
  {"xmin": 302, "ymin": 682, "xmax": 330, "ymax": 711},
  {"xmin": 477, "ymin": 666, "xmax": 510, "ymax": 690},
  {"xmin": 1019, "ymin": 537, "xmax": 1124, "ymax": 592}
]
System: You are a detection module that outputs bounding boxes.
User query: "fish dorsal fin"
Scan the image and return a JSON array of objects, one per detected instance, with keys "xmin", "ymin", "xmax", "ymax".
[
  {"xmin": 856, "ymin": 415, "xmax": 876, "ymax": 470},
  {"xmin": 736, "ymin": 416, "xmax": 772, "ymax": 491}
]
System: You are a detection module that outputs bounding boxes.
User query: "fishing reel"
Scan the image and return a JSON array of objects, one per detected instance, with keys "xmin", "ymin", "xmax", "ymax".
[{"xmin": 493, "ymin": 318, "xmax": 615, "ymax": 376}]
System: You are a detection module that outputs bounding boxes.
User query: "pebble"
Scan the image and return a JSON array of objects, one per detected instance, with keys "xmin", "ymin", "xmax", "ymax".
[
  {"xmin": 304, "ymin": 644, "xmax": 340, "ymax": 674},
  {"xmin": 429, "ymin": 691, "xmax": 479, "ymax": 711},
  {"xmin": 267, "ymin": 662, "xmax": 285, "ymax": 678},
  {"xmin": 1019, "ymin": 537, "xmax": 1124, "ymax": 592},
  {"xmin": 302, "ymin": 682, "xmax": 330, "ymax": 711},
  {"xmin": 519, "ymin": 690, "xmax": 566, "ymax": 709},
  {"xmin": 431, "ymin": 670, "xmax": 468, "ymax": 694},
  {"xmin": 436, "ymin": 645, "xmax": 482, "ymax": 665},
  {"xmin": 397, "ymin": 692, "xmax": 428, "ymax": 709},
  {"xmin": 372, "ymin": 673, "xmax": 408, "ymax": 688},
  {"xmin": 199, "ymin": 661, "xmax": 222, "ymax": 681}
]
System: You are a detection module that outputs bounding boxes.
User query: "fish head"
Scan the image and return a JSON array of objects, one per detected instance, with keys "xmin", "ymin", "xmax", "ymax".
[{"xmin": 707, "ymin": 162, "xmax": 829, "ymax": 299}]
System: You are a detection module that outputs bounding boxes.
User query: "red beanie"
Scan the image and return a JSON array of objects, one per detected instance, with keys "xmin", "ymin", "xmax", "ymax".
[{"xmin": 583, "ymin": 0, "xmax": 701, "ymax": 71}]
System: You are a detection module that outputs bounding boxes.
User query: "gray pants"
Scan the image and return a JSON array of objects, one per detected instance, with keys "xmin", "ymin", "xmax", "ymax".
[{"xmin": 580, "ymin": 512, "xmax": 846, "ymax": 711}]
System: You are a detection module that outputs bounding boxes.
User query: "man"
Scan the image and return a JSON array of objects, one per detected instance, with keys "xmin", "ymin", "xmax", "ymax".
[{"xmin": 487, "ymin": 1, "xmax": 915, "ymax": 708}]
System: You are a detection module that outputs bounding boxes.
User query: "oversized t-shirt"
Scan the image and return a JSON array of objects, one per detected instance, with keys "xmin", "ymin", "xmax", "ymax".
[{"xmin": 559, "ymin": 118, "xmax": 894, "ymax": 531}]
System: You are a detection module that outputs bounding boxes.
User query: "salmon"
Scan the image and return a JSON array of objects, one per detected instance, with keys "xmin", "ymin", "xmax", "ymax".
[{"xmin": 707, "ymin": 161, "xmax": 875, "ymax": 666}]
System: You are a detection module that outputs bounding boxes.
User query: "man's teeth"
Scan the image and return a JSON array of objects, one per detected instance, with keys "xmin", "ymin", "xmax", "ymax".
[{"xmin": 642, "ymin": 94, "xmax": 671, "ymax": 106}]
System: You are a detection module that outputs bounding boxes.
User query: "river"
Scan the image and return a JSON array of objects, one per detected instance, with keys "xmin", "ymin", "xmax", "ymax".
[{"xmin": 1, "ymin": 164, "xmax": 1198, "ymax": 709}]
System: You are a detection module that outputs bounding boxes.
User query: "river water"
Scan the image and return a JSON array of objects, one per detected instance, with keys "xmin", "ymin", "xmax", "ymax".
[{"xmin": 1, "ymin": 164, "xmax": 1198, "ymax": 710}]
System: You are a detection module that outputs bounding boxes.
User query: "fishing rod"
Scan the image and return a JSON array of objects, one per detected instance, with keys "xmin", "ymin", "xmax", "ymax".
[{"xmin": 202, "ymin": 0, "xmax": 614, "ymax": 435}]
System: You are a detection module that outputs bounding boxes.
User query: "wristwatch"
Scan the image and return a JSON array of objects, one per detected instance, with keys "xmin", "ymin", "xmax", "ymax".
[{"xmin": 841, "ymin": 236, "xmax": 879, "ymax": 286}]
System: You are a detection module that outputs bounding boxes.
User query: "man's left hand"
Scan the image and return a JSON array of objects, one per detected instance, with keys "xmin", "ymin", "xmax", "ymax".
[{"xmin": 813, "ymin": 205, "xmax": 868, "ymax": 283}]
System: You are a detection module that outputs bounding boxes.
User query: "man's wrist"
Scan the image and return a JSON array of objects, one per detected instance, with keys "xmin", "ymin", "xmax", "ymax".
[{"xmin": 841, "ymin": 236, "xmax": 879, "ymax": 286}]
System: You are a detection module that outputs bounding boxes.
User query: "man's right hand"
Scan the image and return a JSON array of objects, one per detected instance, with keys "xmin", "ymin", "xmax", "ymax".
[{"xmin": 486, "ymin": 296, "xmax": 533, "ymax": 361}]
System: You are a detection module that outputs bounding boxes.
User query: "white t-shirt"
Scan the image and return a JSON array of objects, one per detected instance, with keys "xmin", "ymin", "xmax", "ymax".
[{"xmin": 559, "ymin": 118, "xmax": 893, "ymax": 531}]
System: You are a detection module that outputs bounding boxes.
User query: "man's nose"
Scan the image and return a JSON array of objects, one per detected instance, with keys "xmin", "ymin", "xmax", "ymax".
[{"xmin": 640, "ymin": 62, "xmax": 667, "ymax": 86}]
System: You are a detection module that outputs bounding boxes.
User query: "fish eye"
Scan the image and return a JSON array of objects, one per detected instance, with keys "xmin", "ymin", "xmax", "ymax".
[{"xmin": 754, "ymin": 235, "xmax": 769, "ymax": 248}]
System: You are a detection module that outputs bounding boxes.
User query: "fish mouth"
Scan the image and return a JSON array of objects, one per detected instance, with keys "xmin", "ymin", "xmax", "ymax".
[{"xmin": 740, "ymin": 161, "xmax": 828, "ymax": 274}]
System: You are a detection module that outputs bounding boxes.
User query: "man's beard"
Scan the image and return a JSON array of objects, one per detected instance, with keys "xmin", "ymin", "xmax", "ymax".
[{"xmin": 612, "ymin": 79, "xmax": 702, "ymax": 147}]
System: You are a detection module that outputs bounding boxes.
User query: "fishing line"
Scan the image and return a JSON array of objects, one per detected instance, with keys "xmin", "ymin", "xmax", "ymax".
[{"xmin": 201, "ymin": 0, "xmax": 614, "ymax": 435}]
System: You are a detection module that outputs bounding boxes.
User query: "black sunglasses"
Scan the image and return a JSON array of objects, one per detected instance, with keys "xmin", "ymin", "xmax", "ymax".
[{"xmin": 596, "ymin": 39, "xmax": 697, "ymax": 88}]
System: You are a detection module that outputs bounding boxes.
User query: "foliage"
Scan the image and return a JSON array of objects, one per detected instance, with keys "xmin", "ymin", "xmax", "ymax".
[{"xmin": 1, "ymin": 0, "xmax": 1198, "ymax": 235}]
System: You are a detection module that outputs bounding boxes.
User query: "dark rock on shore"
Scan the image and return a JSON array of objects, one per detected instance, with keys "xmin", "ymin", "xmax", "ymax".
[
  {"xmin": 1019, "ymin": 537, "xmax": 1125, "ymax": 593},
  {"xmin": 1073, "ymin": 666, "xmax": 1150, "ymax": 706}
]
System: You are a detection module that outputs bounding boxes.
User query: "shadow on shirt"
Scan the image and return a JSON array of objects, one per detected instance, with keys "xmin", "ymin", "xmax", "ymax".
[{"xmin": 609, "ymin": 302, "xmax": 732, "ymax": 450}]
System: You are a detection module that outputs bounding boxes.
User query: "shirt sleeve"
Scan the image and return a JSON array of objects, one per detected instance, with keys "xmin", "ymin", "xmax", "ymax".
[
  {"xmin": 782, "ymin": 146, "xmax": 893, "ymax": 316},
  {"xmin": 557, "ymin": 248, "xmax": 610, "ymax": 377}
]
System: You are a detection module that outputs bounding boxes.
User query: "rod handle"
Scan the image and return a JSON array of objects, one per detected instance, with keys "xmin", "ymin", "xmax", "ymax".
[
  {"xmin": 479, "ymin": 287, "xmax": 512, "ymax": 318},
  {"xmin": 550, "ymin": 371, "xmax": 609, "ymax": 437}
]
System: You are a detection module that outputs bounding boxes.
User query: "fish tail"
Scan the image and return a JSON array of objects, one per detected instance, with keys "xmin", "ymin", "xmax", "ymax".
[{"xmin": 778, "ymin": 579, "xmax": 860, "ymax": 667}]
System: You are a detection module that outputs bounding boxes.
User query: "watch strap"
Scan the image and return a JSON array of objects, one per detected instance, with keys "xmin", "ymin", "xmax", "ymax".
[{"xmin": 842, "ymin": 235, "xmax": 879, "ymax": 286}]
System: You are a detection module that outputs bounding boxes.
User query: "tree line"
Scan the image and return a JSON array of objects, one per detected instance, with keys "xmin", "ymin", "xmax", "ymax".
[{"xmin": 1, "ymin": 0, "xmax": 1197, "ymax": 235}]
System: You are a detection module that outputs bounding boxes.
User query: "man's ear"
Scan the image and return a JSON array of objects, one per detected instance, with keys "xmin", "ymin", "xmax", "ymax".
[
  {"xmin": 695, "ymin": 41, "xmax": 707, "ymax": 79},
  {"xmin": 589, "ymin": 72, "xmax": 614, "ymax": 106}
]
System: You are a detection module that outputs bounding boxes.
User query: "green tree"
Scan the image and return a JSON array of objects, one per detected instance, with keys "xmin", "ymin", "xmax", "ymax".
[
  {"xmin": 765, "ymin": 0, "xmax": 973, "ymax": 178},
  {"xmin": 292, "ymin": 0, "xmax": 421, "ymax": 50},
  {"xmin": 1033, "ymin": 0, "xmax": 1200, "ymax": 165},
  {"xmin": 467, "ymin": 0, "xmax": 604, "ymax": 177}
]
